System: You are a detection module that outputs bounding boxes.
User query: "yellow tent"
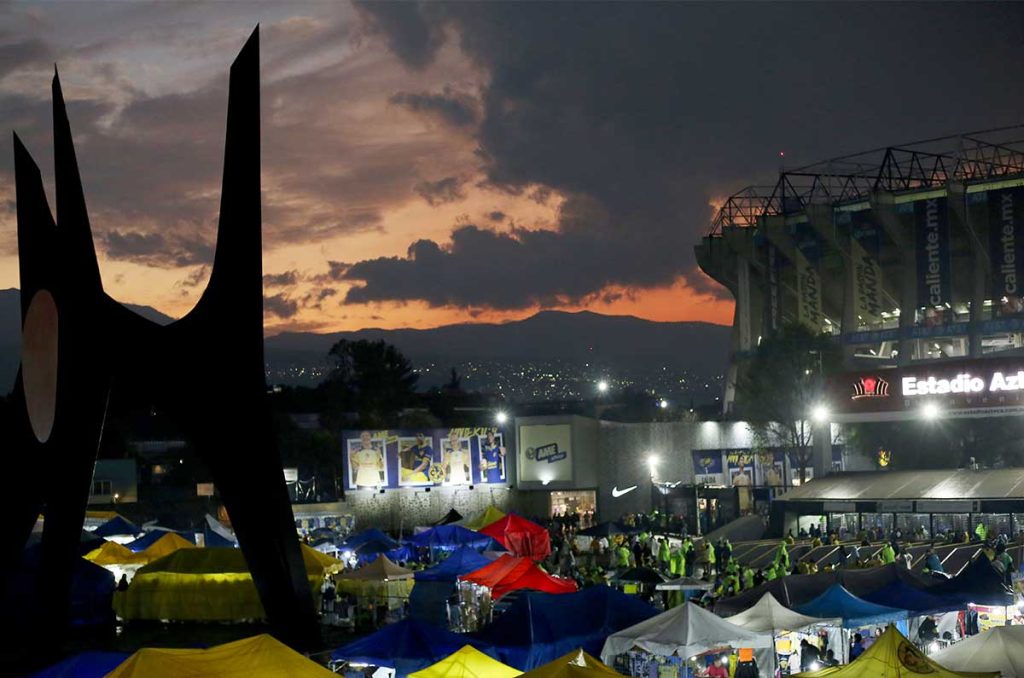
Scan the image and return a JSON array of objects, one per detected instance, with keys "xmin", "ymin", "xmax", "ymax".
[
  {"xmin": 140, "ymin": 532, "xmax": 196, "ymax": 561},
  {"xmin": 409, "ymin": 645, "xmax": 522, "ymax": 678},
  {"xmin": 520, "ymin": 649, "xmax": 620, "ymax": 678},
  {"xmin": 114, "ymin": 544, "xmax": 339, "ymax": 622},
  {"xmin": 463, "ymin": 506, "xmax": 506, "ymax": 531},
  {"xmin": 795, "ymin": 626, "xmax": 997, "ymax": 678},
  {"xmin": 335, "ymin": 555, "xmax": 414, "ymax": 610},
  {"xmin": 85, "ymin": 541, "xmax": 144, "ymax": 566},
  {"xmin": 106, "ymin": 633, "xmax": 336, "ymax": 677}
]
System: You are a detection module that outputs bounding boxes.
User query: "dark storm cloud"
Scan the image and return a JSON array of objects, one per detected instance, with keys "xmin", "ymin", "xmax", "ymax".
[
  {"xmin": 414, "ymin": 176, "xmax": 466, "ymax": 206},
  {"xmin": 389, "ymin": 87, "xmax": 477, "ymax": 128},
  {"xmin": 0, "ymin": 37, "xmax": 48, "ymax": 79},
  {"xmin": 264, "ymin": 293, "xmax": 299, "ymax": 319},
  {"xmin": 354, "ymin": 2, "xmax": 1024, "ymax": 307},
  {"xmin": 264, "ymin": 270, "xmax": 300, "ymax": 288},
  {"xmin": 342, "ymin": 219, "xmax": 658, "ymax": 309},
  {"xmin": 103, "ymin": 230, "xmax": 213, "ymax": 267}
]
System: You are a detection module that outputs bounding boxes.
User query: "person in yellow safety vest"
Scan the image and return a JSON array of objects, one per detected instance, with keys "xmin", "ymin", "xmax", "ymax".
[
  {"xmin": 742, "ymin": 566, "xmax": 755, "ymax": 590},
  {"xmin": 658, "ymin": 538, "xmax": 671, "ymax": 571},
  {"xmin": 774, "ymin": 542, "xmax": 790, "ymax": 572},
  {"xmin": 881, "ymin": 542, "xmax": 896, "ymax": 564},
  {"xmin": 723, "ymin": 572, "xmax": 740, "ymax": 596},
  {"xmin": 670, "ymin": 546, "xmax": 685, "ymax": 576},
  {"xmin": 706, "ymin": 541, "xmax": 717, "ymax": 576},
  {"xmin": 616, "ymin": 543, "xmax": 632, "ymax": 568},
  {"xmin": 975, "ymin": 522, "xmax": 988, "ymax": 542},
  {"xmin": 764, "ymin": 565, "xmax": 777, "ymax": 581}
]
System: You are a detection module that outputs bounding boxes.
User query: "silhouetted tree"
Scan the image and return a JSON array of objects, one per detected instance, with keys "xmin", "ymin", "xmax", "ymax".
[
  {"xmin": 735, "ymin": 323, "xmax": 840, "ymax": 483},
  {"xmin": 321, "ymin": 339, "xmax": 418, "ymax": 428}
]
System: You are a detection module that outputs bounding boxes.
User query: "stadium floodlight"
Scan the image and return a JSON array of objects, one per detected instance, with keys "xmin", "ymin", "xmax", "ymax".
[
  {"xmin": 811, "ymin": 404, "xmax": 830, "ymax": 423},
  {"xmin": 597, "ymin": 380, "xmax": 609, "ymax": 393},
  {"xmin": 495, "ymin": 411, "xmax": 509, "ymax": 425},
  {"xmin": 922, "ymin": 402, "xmax": 941, "ymax": 421},
  {"xmin": 659, "ymin": 399, "xmax": 669, "ymax": 409}
]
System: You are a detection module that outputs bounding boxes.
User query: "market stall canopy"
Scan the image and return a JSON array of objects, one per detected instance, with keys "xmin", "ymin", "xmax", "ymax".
[
  {"xmin": 336, "ymin": 554, "xmax": 413, "ymax": 581},
  {"xmin": 927, "ymin": 557, "xmax": 1015, "ymax": 607},
  {"xmin": 460, "ymin": 554, "xmax": 577, "ymax": 600},
  {"xmin": 106, "ymin": 634, "xmax": 337, "ymax": 677},
  {"xmin": 408, "ymin": 525, "xmax": 503, "ymax": 553},
  {"xmin": 126, "ymin": 529, "xmax": 195, "ymax": 553},
  {"xmin": 614, "ymin": 567, "xmax": 667, "ymax": 585},
  {"xmin": 415, "ymin": 546, "xmax": 493, "ymax": 583},
  {"xmin": 794, "ymin": 584, "xmax": 909, "ymax": 629},
  {"xmin": 343, "ymin": 527, "xmax": 400, "ymax": 550},
  {"xmin": 794, "ymin": 625, "xmax": 997, "ymax": 678},
  {"xmin": 434, "ymin": 509, "xmax": 464, "ymax": 526},
  {"xmin": 408, "ymin": 645, "xmax": 521, "ymax": 678},
  {"xmin": 6, "ymin": 544, "xmax": 114, "ymax": 628},
  {"xmin": 479, "ymin": 514, "xmax": 551, "ymax": 560},
  {"xmin": 577, "ymin": 522, "xmax": 637, "ymax": 538},
  {"xmin": 331, "ymin": 618, "xmax": 495, "ymax": 677},
  {"xmin": 931, "ymin": 626, "xmax": 1024, "ymax": 678},
  {"xmin": 477, "ymin": 585, "xmax": 658, "ymax": 670},
  {"xmin": 726, "ymin": 592, "xmax": 840, "ymax": 633},
  {"xmin": 85, "ymin": 541, "xmax": 142, "ymax": 566},
  {"xmin": 601, "ymin": 601, "xmax": 772, "ymax": 664},
  {"xmin": 92, "ymin": 516, "xmax": 141, "ymax": 538},
  {"xmin": 29, "ymin": 651, "xmax": 129, "ymax": 678},
  {"xmin": 520, "ymin": 649, "xmax": 620, "ymax": 678},
  {"xmin": 463, "ymin": 506, "xmax": 506, "ymax": 531},
  {"xmin": 113, "ymin": 545, "xmax": 336, "ymax": 622}
]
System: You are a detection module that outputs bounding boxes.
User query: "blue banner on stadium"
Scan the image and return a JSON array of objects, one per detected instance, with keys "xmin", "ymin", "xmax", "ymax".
[{"xmin": 914, "ymin": 198, "xmax": 952, "ymax": 308}]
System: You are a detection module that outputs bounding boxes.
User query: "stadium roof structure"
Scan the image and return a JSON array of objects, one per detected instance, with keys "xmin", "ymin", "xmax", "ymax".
[
  {"xmin": 778, "ymin": 469, "xmax": 1024, "ymax": 502},
  {"xmin": 709, "ymin": 124, "xmax": 1024, "ymax": 234}
]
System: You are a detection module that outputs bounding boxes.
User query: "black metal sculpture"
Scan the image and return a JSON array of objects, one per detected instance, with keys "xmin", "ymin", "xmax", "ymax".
[{"xmin": 3, "ymin": 28, "xmax": 318, "ymax": 648}]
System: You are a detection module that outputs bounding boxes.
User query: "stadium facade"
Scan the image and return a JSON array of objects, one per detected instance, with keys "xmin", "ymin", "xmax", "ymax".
[{"xmin": 696, "ymin": 126, "xmax": 1024, "ymax": 421}]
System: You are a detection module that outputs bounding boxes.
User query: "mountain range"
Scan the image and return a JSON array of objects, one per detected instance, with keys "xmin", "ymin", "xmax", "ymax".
[{"xmin": 0, "ymin": 288, "xmax": 731, "ymax": 394}]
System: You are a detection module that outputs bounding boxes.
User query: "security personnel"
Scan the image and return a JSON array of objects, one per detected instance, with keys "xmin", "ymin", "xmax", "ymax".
[
  {"xmin": 881, "ymin": 542, "xmax": 896, "ymax": 564},
  {"xmin": 742, "ymin": 566, "xmax": 755, "ymax": 590}
]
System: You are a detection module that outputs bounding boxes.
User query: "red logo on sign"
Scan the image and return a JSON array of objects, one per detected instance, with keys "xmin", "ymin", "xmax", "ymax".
[{"xmin": 852, "ymin": 376, "xmax": 890, "ymax": 400}]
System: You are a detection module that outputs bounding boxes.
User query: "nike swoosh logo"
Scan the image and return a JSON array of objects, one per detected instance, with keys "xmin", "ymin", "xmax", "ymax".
[{"xmin": 611, "ymin": 485, "xmax": 637, "ymax": 498}]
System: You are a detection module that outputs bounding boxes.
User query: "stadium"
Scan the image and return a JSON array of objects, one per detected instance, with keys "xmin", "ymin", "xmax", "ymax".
[{"xmin": 696, "ymin": 125, "xmax": 1024, "ymax": 422}]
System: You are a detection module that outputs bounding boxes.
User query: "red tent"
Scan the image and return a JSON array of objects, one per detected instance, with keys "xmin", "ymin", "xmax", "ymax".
[
  {"xmin": 479, "ymin": 513, "xmax": 551, "ymax": 560},
  {"xmin": 460, "ymin": 555, "xmax": 577, "ymax": 600}
]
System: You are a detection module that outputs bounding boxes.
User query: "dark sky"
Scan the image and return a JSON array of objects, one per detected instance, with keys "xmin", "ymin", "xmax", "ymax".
[{"xmin": 1, "ymin": 2, "xmax": 1022, "ymax": 332}]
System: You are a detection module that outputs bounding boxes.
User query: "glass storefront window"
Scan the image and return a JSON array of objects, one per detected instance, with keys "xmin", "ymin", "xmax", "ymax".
[
  {"xmin": 932, "ymin": 513, "xmax": 969, "ymax": 539},
  {"xmin": 896, "ymin": 513, "xmax": 931, "ymax": 539},
  {"xmin": 828, "ymin": 513, "xmax": 859, "ymax": 539},
  {"xmin": 797, "ymin": 515, "xmax": 826, "ymax": 537},
  {"xmin": 550, "ymin": 490, "xmax": 596, "ymax": 520},
  {"xmin": 860, "ymin": 513, "xmax": 893, "ymax": 539}
]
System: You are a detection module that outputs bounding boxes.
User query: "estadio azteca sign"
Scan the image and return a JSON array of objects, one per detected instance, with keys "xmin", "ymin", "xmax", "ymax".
[{"xmin": 827, "ymin": 358, "xmax": 1024, "ymax": 420}]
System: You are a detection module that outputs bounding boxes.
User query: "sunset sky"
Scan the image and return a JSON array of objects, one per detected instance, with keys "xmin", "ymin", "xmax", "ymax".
[{"xmin": 2, "ymin": 2, "xmax": 1022, "ymax": 334}]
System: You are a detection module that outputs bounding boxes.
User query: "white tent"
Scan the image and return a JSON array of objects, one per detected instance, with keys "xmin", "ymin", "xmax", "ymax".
[
  {"xmin": 725, "ymin": 592, "xmax": 840, "ymax": 633},
  {"xmin": 600, "ymin": 601, "xmax": 772, "ymax": 664},
  {"xmin": 931, "ymin": 626, "xmax": 1024, "ymax": 677}
]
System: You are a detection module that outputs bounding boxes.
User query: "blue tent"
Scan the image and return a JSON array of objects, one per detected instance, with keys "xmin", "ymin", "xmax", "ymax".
[
  {"xmin": 928, "ymin": 555, "xmax": 1015, "ymax": 607},
  {"xmin": 415, "ymin": 546, "xmax": 493, "ymax": 583},
  {"xmin": 203, "ymin": 525, "xmax": 237, "ymax": 548},
  {"xmin": 794, "ymin": 583, "xmax": 908, "ymax": 629},
  {"xmin": 30, "ymin": 652, "xmax": 129, "ymax": 678},
  {"xmin": 860, "ymin": 579, "xmax": 955, "ymax": 615},
  {"xmin": 343, "ymin": 528, "xmax": 399, "ymax": 550},
  {"xmin": 126, "ymin": 529, "xmax": 195, "ymax": 553},
  {"xmin": 407, "ymin": 525, "xmax": 502, "ymax": 553},
  {"xmin": 475, "ymin": 585, "xmax": 659, "ymax": 670},
  {"xmin": 331, "ymin": 618, "xmax": 494, "ymax": 677},
  {"xmin": 4, "ymin": 545, "xmax": 115, "ymax": 628},
  {"xmin": 409, "ymin": 546, "xmax": 494, "ymax": 625},
  {"xmin": 92, "ymin": 516, "xmax": 140, "ymax": 538}
]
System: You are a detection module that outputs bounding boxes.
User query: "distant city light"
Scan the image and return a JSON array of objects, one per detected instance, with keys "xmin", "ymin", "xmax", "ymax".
[
  {"xmin": 597, "ymin": 380, "xmax": 609, "ymax": 393},
  {"xmin": 495, "ymin": 411, "xmax": 508, "ymax": 425},
  {"xmin": 811, "ymin": 404, "xmax": 830, "ymax": 423},
  {"xmin": 922, "ymin": 402, "xmax": 941, "ymax": 420}
]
